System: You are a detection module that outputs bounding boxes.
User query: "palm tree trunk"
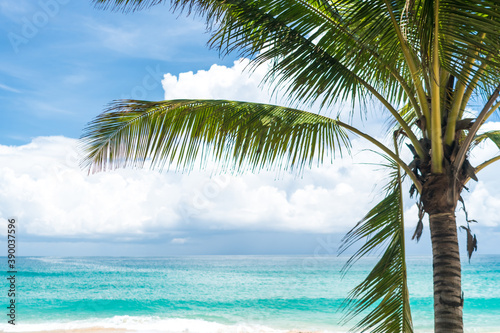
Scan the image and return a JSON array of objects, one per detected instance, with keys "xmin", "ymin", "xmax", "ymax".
[{"xmin": 429, "ymin": 211, "xmax": 463, "ymax": 332}]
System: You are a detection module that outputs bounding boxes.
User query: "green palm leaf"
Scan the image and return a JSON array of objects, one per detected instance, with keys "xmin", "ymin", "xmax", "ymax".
[
  {"xmin": 472, "ymin": 130, "xmax": 500, "ymax": 176},
  {"xmin": 94, "ymin": 0, "xmax": 415, "ymax": 108},
  {"xmin": 93, "ymin": 0, "xmax": 428, "ymax": 157},
  {"xmin": 339, "ymin": 157, "xmax": 412, "ymax": 333},
  {"xmin": 473, "ymin": 130, "xmax": 500, "ymax": 150},
  {"xmin": 94, "ymin": 0, "xmax": 500, "ymax": 104},
  {"xmin": 81, "ymin": 99, "xmax": 350, "ymax": 174}
]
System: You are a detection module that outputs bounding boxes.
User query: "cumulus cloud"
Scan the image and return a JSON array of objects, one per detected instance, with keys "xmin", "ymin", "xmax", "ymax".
[
  {"xmin": 2, "ymin": 129, "xmax": 497, "ymax": 246},
  {"xmin": 162, "ymin": 58, "xmax": 277, "ymax": 104},
  {"xmin": 0, "ymin": 132, "xmax": 500, "ymax": 249},
  {"xmin": 0, "ymin": 137, "xmax": 183, "ymax": 240},
  {"xmin": 0, "ymin": 136, "xmax": 394, "ymax": 242}
]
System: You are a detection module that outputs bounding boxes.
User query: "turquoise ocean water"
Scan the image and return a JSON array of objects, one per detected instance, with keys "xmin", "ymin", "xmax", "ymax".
[{"xmin": 1, "ymin": 256, "xmax": 499, "ymax": 332}]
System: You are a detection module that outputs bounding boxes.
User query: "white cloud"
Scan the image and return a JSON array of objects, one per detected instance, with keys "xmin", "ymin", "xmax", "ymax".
[
  {"xmin": 467, "ymin": 182, "xmax": 500, "ymax": 227},
  {"xmin": 182, "ymin": 156, "xmax": 386, "ymax": 233},
  {"xmin": 0, "ymin": 136, "xmax": 393, "ymax": 241},
  {"xmin": 0, "ymin": 137, "xmax": 183, "ymax": 239},
  {"xmin": 469, "ymin": 121, "xmax": 500, "ymax": 165},
  {"xmin": 4, "ymin": 132, "xmax": 496, "ymax": 245},
  {"xmin": 163, "ymin": 58, "xmax": 277, "ymax": 104},
  {"xmin": 3, "ymin": 134, "xmax": 496, "ymax": 247},
  {"xmin": 465, "ymin": 121, "xmax": 500, "ymax": 228}
]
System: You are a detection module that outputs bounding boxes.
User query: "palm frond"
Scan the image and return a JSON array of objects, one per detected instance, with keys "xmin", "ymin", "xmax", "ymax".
[
  {"xmin": 339, "ymin": 157, "xmax": 412, "ymax": 333},
  {"xmin": 92, "ymin": 0, "xmax": 165, "ymax": 12},
  {"xmin": 439, "ymin": 0, "xmax": 500, "ymax": 86},
  {"xmin": 80, "ymin": 99, "xmax": 350, "ymax": 174},
  {"xmin": 203, "ymin": 0, "xmax": 416, "ymax": 113},
  {"xmin": 96, "ymin": 0, "xmax": 417, "ymax": 112},
  {"xmin": 473, "ymin": 130, "xmax": 500, "ymax": 150},
  {"xmin": 93, "ymin": 0, "xmax": 500, "ymax": 111}
]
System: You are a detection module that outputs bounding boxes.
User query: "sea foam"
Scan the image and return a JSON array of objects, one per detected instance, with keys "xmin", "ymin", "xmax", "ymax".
[{"xmin": 0, "ymin": 316, "xmax": 340, "ymax": 333}]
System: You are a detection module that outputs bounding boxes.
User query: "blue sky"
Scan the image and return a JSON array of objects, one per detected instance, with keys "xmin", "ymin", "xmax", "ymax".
[
  {"xmin": 1, "ymin": 0, "xmax": 499, "ymax": 257},
  {"xmin": 0, "ymin": 0, "xmax": 234, "ymax": 144}
]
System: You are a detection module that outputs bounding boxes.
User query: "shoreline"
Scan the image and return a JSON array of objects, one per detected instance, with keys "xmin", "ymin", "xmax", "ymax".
[
  {"xmin": 0, "ymin": 329, "xmax": 326, "ymax": 333},
  {"xmin": 0, "ymin": 319, "xmax": 500, "ymax": 333}
]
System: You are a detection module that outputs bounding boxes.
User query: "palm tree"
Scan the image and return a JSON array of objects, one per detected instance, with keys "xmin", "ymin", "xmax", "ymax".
[{"xmin": 82, "ymin": 1, "xmax": 500, "ymax": 332}]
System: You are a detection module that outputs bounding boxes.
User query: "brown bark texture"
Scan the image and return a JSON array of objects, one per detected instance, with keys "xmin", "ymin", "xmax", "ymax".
[
  {"xmin": 419, "ymin": 172, "xmax": 464, "ymax": 333},
  {"xmin": 429, "ymin": 211, "xmax": 463, "ymax": 333}
]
